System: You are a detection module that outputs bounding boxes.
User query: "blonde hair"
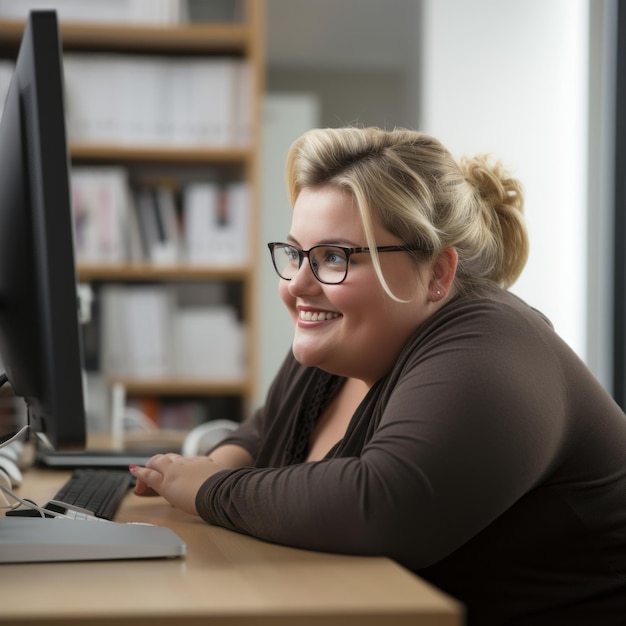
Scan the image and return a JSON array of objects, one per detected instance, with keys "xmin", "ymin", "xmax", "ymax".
[{"xmin": 285, "ymin": 127, "xmax": 528, "ymax": 297}]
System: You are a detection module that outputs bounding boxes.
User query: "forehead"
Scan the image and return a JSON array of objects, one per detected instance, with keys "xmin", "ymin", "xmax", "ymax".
[{"xmin": 291, "ymin": 185, "xmax": 365, "ymax": 243}]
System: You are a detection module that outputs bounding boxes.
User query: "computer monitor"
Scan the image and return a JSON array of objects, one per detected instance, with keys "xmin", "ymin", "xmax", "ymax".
[{"xmin": 0, "ymin": 11, "xmax": 86, "ymax": 451}]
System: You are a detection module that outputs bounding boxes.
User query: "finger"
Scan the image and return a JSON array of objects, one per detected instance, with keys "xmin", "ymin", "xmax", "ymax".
[
  {"xmin": 133, "ymin": 478, "xmax": 158, "ymax": 497},
  {"xmin": 130, "ymin": 465, "xmax": 163, "ymax": 493},
  {"xmin": 144, "ymin": 453, "xmax": 165, "ymax": 469},
  {"xmin": 146, "ymin": 452, "xmax": 181, "ymax": 470}
]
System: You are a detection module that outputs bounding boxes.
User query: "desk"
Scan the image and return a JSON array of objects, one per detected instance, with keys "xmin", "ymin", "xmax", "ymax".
[{"xmin": 1, "ymin": 469, "xmax": 463, "ymax": 626}]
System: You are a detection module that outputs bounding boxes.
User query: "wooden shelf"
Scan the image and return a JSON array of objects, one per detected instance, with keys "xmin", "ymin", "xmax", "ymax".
[
  {"xmin": 77, "ymin": 263, "xmax": 252, "ymax": 282},
  {"xmin": 0, "ymin": 20, "xmax": 251, "ymax": 55},
  {"xmin": 0, "ymin": 1, "xmax": 265, "ymax": 419},
  {"xmin": 108, "ymin": 377, "xmax": 250, "ymax": 396},
  {"xmin": 70, "ymin": 143, "xmax": 253, "ymax": 165}
]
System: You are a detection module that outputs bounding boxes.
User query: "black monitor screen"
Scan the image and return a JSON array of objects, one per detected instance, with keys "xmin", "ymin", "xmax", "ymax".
[{"xmin": 0, "ymin": 11, "xmax": 86, "ymax": 450}]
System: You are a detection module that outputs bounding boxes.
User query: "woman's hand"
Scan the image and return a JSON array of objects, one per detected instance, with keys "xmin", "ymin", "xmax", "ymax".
[{"xmin": 129, "ymin": 453, "xmax": 225, "ymax": 516}]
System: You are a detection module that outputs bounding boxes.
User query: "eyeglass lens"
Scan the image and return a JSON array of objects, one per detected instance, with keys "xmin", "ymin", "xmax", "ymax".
[{"xmin": 272, "ymin": 244, "xmax": 349, "ymax": 284}]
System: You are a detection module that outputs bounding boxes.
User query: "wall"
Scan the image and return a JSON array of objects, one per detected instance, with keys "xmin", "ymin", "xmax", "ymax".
[
  {"xmin": 419, "ymin": 0, "xmax": 590, "ymax": 364},
  {"xmin": 267, "ymin": 69, "xmax": 410, "ymax": 130}
]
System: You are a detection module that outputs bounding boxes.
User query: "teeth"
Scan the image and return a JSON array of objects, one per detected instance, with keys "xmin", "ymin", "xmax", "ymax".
[{"xmin": 300, "ymin": 310, "xmax": 340, "ymax": 321}]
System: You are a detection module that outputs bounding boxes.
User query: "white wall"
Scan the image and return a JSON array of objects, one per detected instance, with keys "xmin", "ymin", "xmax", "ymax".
[{"xmin": 419, "ymin": 0, "xmax": 590, "ymax": 362}]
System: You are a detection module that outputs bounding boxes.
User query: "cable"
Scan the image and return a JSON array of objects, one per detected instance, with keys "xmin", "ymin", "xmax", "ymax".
[
  {"xmin": 0, "ymin": 469, "xmax": 12, "ymax": 508},
  {"xmin": 0, "ymin": 424, "xmax": 29, "ymax": 449},
  {"xmin": 0, "ymin": 483, "xmax": 65, "ymax": 518}
]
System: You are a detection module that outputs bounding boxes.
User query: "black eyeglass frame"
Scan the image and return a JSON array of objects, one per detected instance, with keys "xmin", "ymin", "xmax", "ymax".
[{"xmin": 267, "ymin": 242, "xmax": 422, "ymax": 285}]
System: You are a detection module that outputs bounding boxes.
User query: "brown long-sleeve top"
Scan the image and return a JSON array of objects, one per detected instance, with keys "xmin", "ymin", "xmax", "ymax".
[{"xmin": 196, "ymin": 286, "xmax": 626, "ymax": 625}]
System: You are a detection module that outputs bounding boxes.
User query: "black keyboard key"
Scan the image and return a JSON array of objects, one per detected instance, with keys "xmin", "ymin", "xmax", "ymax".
[
  {"xmin": 7, "ymin": 468, "xmax": 134, "ymax": 520},
  {"xmin": 54, "ymin": 469, "xmax": 133, "ymax": 519}
]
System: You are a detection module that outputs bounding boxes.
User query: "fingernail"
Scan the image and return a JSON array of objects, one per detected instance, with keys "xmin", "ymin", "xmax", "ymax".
[{"xmin": 129, "ymin": 464, "xmax": 137, "ymax": 470}]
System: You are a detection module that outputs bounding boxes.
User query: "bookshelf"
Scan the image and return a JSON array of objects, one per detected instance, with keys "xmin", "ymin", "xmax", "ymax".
[{"xmin": 0, "ymin": 0, "xmax": 265, "ymax": 433}]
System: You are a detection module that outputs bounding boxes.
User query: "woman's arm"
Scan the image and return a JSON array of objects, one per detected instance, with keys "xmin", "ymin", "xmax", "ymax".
[
  {"xmin": 207, "ymin": 443, "xmax": 254, "ymax": 468},
  {"xmin": 132, "ymin": 410, "xmax": 260, "ymax": 502},
  {"xmin": 131, "ymin": 439, "xmax": 255, "ymax": 504},
  {"xmin": 131, "ymin": 454, "xmax": 227, "ymax": 514},
  {"xmin": 193, "ymin": 304, "xmax": 569, "ymax": 569}
]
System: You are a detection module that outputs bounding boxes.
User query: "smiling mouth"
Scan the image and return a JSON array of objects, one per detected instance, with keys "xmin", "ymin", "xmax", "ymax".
[{"xmin": 299, "ymin": 310, "xmax": 341, "ymax": 321}]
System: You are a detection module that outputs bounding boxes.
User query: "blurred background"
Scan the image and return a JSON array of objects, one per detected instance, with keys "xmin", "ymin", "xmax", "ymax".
[
  {"xmin": 0, "ymin": 0, "xmax": 620, "ymax": 440},
  {"xmin": 261, "ymin": 0, "xmax": 613, "ymax": 404}
]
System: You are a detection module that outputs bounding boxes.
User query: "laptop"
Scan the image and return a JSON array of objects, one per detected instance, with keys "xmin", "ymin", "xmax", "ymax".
[{"xmin": 37, "ymin": 447, "xmax": 176, "ymax": 469}]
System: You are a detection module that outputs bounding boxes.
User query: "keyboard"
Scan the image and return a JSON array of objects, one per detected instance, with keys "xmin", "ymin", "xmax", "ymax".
[
  {"xmin": 8, "ymin": 468, "xmax": 134, "ymax": 520},
  {"xmin": 52, "ymin": 468, "xmax": 134, "ymax": 519},
  {"xmin": 0, "ymin": 517, "xmax": 187, "ymax": 563}
]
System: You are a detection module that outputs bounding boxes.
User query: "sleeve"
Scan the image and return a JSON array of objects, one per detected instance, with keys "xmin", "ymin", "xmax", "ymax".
[
  {"xmin": 196, "ymin": 302, "xmax": 569, "ymax": 570},
  {"xmin": 209, "ymin": 407, "xmax": 263, "ymax": 459}
]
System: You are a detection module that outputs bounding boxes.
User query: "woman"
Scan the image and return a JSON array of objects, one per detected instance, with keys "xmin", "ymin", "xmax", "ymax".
[{"xmin": 131, "ymin": 127, "xmax": 626, "ymax": 625}]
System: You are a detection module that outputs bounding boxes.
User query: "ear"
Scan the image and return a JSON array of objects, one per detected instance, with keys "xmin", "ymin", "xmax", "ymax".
[{"xmin": 428, "ymin": 247, "xmax": 458, "ymax": 302}]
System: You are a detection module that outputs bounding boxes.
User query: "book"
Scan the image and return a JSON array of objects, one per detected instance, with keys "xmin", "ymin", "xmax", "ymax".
[
  {"xmin": 99, "ymin": 285, "xmax": 175, "ymax": 378},
  {"xmin": 0, "ymin": 0, "xmax": 186, "ymax": 24},
  {"xmin": 133, "ymin": 186, "xmax": 181, "ymax": 265},
  {"xmin": 64, "ymin": 54, "xmax": 125, "ymax": 142},
  {"xmin": 99, "ymin": 284, "xmax": 130, "ymax": 376},
  {"xmin": 232, "ymin": 60, "xmax": 252, "ymax": 146},
  {"xmin": 173, "ymin": 306, "xmax": 245, "ymax": 380},
  {"xmin": 182, "ymin": 182, "xmax": 220, "ymax": 265},
  {"xmin": 124, "ymin": 286, "xmax": 176, "ymax": 378},
  {"xmin": 153, "ymin": 186, "xmax": 182, "ymax": 264},
  {"xmin": 181, "ymin": 181, "xmax": 250, "ymax": 266},
  {"xmin": 63, "ymin": 54, "xmax": 244, "ymax": 146},
  {"xmin": 224, "ymin": 181, "xmax": 250, "ymax": 266},
  {"xmin": 71, "ymin": 167, "xmax": 132, "ymax": 264},
  {"xmin": 188, "ymin": 58, "xmax": 238, "ymax": 146}
]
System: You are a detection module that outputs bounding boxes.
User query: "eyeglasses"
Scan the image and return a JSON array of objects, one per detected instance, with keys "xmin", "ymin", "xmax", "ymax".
[{"xmin": 267, "ymin": 242, "xmax": 421, "ymax": 285}]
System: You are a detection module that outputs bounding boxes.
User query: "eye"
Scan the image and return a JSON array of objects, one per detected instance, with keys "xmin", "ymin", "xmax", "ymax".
[
  {"xmin": 322, "ymin": 247, "xmax": 348, "ymax": 266},
  {"xmin": 284, "ymin": 246, "xmax": 300, "ymax": 261}
]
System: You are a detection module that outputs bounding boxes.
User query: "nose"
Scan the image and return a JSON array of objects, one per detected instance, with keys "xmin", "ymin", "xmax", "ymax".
[{"xmin": 287, "ymin": 254, "xmax": 321, "ymax": 295}]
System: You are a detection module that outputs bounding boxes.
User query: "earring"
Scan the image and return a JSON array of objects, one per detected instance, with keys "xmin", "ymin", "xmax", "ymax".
[{"xmin": 436, "ymin": 289, "xmax": 441, "ymax": 296}]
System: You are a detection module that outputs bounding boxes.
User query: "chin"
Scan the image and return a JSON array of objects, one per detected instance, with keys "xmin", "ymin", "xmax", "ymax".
[
  {"xmin": 291, "ymin": 341, "xmax": 325, "ymax": 368},
  {"xmin": 291, "ymin": 347, "xmax": 315, "ymax": 367}
]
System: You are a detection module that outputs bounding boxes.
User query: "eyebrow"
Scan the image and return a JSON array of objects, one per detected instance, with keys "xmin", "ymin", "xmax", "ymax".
[{"xmin": 285, "ymin": 235, "xmax": 362, "ymax": 248}]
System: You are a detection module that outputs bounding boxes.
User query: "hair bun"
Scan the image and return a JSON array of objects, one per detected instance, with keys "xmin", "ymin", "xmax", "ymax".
[{"xmin": 460, "ymin": 154, "xmax": 528, "ymax": 289}]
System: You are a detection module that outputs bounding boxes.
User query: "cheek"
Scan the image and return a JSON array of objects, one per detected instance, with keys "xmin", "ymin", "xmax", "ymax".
[
  {"xmin": 278, "ymin": 282, "xmax": 297, "ymax": 319},
  {"xmin": 382, "ymin": 262, "xmax": 425, "ymax": 301}
]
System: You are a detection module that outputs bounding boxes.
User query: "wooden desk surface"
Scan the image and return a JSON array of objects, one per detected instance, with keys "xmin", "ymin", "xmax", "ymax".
[{"xmin": 0, "ymin": 469, "xmax": 462, "ymax": 626}]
